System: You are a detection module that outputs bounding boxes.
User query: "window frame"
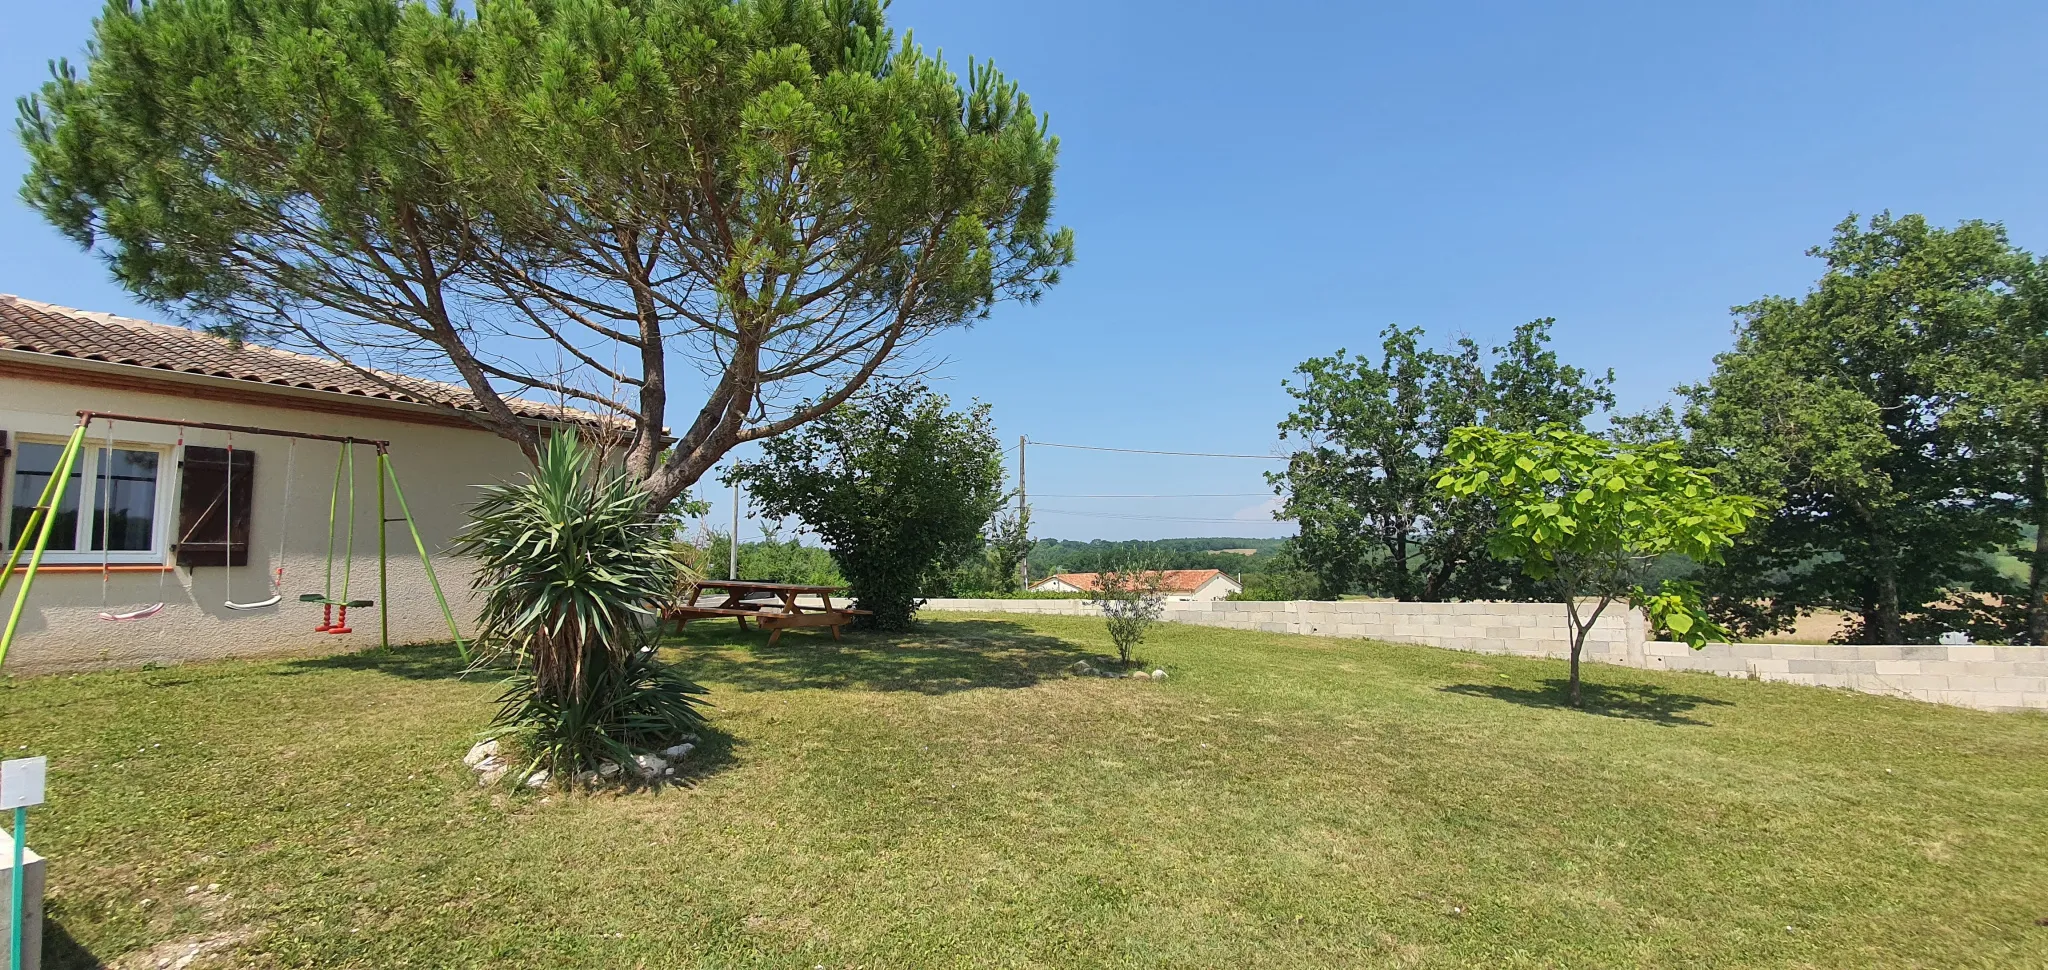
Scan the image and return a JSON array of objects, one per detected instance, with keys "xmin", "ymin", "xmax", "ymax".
[{"xmin": 6, "ymin": 434, "xmax": 178, "ymax": 566}]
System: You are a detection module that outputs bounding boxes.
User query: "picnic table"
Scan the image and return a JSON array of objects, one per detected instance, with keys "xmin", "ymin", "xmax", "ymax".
[{"xmin": 663, "ymin": 579, "xmax": 870, "ymax": 646}]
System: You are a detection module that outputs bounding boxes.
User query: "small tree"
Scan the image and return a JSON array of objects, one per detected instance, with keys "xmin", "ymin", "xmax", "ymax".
[
  {"xmin": 731, "ymin": 384, "xmax": 1007, "ymax": 629},
  {"xmin": 1435, "ymin": 427, "xmax": 1758, "ymax": 706},
  {"xmin": 1090, "ymin": 566, "xmax": 1167, "ymax": 666}
]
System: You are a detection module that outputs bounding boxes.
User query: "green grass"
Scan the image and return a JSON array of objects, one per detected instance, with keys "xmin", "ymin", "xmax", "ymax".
[{"xmin": 8, "ymin": 614, "xmax": 2048, "ymax": 968}]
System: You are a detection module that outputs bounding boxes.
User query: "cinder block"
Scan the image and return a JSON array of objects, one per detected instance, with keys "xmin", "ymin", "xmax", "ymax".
[
  {"xmin": 1945, "ymin": 675, "xmax": 2003, "ymax": 691},
  {"xmin": 1947, "ymin": 646, "xmax": 1998, "ymax": 663},
  {"xmin": 1899, "ymin": 646, "xmax": 1949, "ymax": 662},
  {"xmin": 1963, "ymin": 662, "xmax": 2019, "ymax": 677},
  {"xmin": 1993, "ymin": 646, "xmax": 2047, "ymax": 663},
  {"xmin": 1975, "ymin": 692, "xmax": 2027, "ymax": 710},
  {"xmin": 1873, "ymin": 661, "xmax": 1923, "ymax": 677},
  {"xmin": 1993, "ymin": 677, "xmax": 2048, "ymax": 693}
]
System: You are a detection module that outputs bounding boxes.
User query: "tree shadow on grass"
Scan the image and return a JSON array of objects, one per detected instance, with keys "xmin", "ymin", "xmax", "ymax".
[
  {"xmin": 660, "ymin": 619, "xmax": 1105, "ymax": 694},
  {"xmin": 269, "ymin": 644, "xmax": 480, "ymax": 683},
  {"xmin": 1441, "ymin": 678, "xmax": 1731, "ymax": 726}
]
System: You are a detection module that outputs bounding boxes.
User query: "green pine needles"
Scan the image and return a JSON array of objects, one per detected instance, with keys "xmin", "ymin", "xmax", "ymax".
[{"xmin": 457, "ymin": 432, "xmax": 706, "ymax": 778}]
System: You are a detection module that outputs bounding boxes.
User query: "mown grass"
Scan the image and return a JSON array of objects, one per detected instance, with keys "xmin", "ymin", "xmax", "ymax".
[{"xmin": 6, "ymin": 613, "xmax": 2047, "ymax": 968}]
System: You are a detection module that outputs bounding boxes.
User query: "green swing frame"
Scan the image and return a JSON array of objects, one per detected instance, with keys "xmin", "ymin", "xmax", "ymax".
[{"xmin": 0, "ymin": 410, "xmax": 466, "ymax": 669}]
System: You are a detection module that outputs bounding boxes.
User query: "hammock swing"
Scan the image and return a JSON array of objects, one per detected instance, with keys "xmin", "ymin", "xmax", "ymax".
[
  {"xmin": 298, "ymin": 440, "xmax": 374, "ymax": 633},
  {"xmin": 96, "ymin": 420, "xmax": 168, "ymax": 621},
  {"xmin": 222, "ymin": 432, "xmax": 290, "ymax": 611}
]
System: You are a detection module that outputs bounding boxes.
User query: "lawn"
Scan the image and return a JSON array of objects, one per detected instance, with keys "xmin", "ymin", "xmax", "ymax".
[{"xmin": 8, "ymin": 613, "xmax": 2048, "ymax": 969}]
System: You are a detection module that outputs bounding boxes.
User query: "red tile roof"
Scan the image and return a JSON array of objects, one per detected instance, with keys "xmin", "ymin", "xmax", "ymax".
[
  {"xmin": 0, "ymin": 295, "xmax": 600, "ymax": 425},
  {"xmin": 1033, "ymin": 569, "xmax": 1237, "ymax": 594}
]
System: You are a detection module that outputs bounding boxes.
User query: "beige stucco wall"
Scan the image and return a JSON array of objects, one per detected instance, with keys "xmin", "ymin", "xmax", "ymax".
[{"xmin": 1, "ymin": 369, "xmax": 534, "ymax": 675}]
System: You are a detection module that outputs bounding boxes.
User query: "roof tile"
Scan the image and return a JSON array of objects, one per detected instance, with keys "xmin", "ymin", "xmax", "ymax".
[{"xmin": 0, "ymin": 295, "xmax": 597, "ymax": 424}]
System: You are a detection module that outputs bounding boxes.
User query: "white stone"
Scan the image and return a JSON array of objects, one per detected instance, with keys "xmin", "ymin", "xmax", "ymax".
[
  {"xmin": 633, "ymin": 753, "xmax": 669, "ymax": 777},
  {"xmin": 523, "ymin": 770, "xmax": 549, "ymax": 789},
  {"xmin": 597, "ymin": 762, "xmax": 622, "ymax": 778},
  {"xmin": 1151, "ymin": 670, "xmax": 1167, "ymax": 680},
  {"xmin": 462, "ymin": 739, "xmax": 500, "ymax": 767},
  {"xmin": 661, "ymin": 743, "xmax": 696, "ymax": 760}
]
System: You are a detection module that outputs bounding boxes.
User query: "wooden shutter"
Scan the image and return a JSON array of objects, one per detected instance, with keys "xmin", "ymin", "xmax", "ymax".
[{"xmin": 175, "ymin": 446, "xmax": 255, "ymax": 567}]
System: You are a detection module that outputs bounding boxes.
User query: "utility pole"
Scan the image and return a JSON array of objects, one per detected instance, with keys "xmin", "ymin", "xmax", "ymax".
[
  {"xmin": 1017, "ymin": 435, "xmax": 1028, "ymax": 591},
  {"xmin": 730, "ymin": 477, "xmax": 740, "ymax": 580}
]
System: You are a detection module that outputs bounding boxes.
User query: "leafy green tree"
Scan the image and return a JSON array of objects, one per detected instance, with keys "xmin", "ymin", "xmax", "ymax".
[
  {"xmin": 1273, "ymin": 319, "xmax": 1613, "ymax": 600},
  {"xmin": 1681, "ymin": 214, "xmax": 2026, "ymax": 643},
  {"xmin": 930, "ymin": 507, "xmax": 1032, "ymax": 596},
  {"xmin": 1934, "ymin": 254, "xmax": 2048, "ymax": 642},
  {"xmin": 730, "ymin": 384, "xmax": 1007, "ymax": 629},
  {"xmin": 18, "ymin": 0, "xmax": 1071, "ymax": 511},
  {"xmin": 1437, "ymin": 427, "xmax": 1757, "ymax": 706}
]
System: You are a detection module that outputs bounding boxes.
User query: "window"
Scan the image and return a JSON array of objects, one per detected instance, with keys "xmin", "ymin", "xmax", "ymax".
[{"xmin": 7, "ymin": 438, "xmax": 173, "ymax": 565}]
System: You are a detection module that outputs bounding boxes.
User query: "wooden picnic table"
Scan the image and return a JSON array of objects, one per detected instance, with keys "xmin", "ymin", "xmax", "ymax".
[{"xmin": 663, "ymin": 579, "xmax": 870, "ymax": 646}]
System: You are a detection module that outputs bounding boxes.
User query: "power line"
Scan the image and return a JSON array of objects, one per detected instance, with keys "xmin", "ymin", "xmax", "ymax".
[
  {"xmin": 1032, "ymin": 493, "xmax": 1269, "ymax": 499},
  {"xmin": 1035, "ymin": 507, "xmax": 1293, "ymax": 525},
  {"xmin": 1028, "ymin": 440, "xmax": 1288, "ymax": 461}
]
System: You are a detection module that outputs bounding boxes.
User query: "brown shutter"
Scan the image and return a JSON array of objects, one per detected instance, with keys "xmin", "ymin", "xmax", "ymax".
[{"xmin": 175, "ymin": 446, "xmax": 255, "ymax": 567}]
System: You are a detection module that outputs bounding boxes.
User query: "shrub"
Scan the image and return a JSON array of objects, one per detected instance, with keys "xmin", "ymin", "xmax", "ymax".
[
  {"xmin": 1090, "ymin": 565, "xmax": 1167, "ymax": 666},
  {"xmin": 457, "ymin": 432, "xmax": 707, "ymax": 778},
  {"xmin": 730, "ymin": 384, "xmax": 1009, "ymax": 630}
]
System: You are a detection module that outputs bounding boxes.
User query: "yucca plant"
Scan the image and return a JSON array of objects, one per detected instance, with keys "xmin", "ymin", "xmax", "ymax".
[{"xmin": 456, "ymin": 432, "xmax": 706, "ymax": 778}]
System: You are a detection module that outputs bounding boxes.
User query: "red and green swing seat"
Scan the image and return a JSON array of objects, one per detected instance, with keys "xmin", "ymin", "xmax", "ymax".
[{"xmin": 299, "ymin": 440, "xmax": 373, "ymax": 634}]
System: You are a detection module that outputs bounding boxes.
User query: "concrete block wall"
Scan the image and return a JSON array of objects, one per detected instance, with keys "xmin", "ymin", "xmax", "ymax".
[
  {"xmin": 924, "ymin": 599, "xmax": 1640, "ymax": 663},
  {"xmin": 922, "ymin": 598, "xmax": 2046, "ymax": 713},
  {"xmin": 1642, "ymin": 641, "xmax": 2048, "ymax": 713}
]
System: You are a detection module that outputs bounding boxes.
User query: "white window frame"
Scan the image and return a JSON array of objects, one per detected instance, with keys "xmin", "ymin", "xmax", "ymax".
[{"xmin": 6, "ymin": 434, "xmax": 178, "ymax": 566}]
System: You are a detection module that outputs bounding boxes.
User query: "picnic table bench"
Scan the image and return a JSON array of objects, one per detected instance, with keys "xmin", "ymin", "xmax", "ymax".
[{"xmin": 663, "ymin": 579, "xmax": 870, "ymax": 646}]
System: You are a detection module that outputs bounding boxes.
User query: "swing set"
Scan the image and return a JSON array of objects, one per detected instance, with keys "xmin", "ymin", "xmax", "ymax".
[{"xmin": 0, "ymin": 410, "xmax": 466, "ymax": 669}]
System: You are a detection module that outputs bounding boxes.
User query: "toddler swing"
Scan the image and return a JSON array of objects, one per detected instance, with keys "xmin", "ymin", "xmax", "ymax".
[
  {"xmin": 95, "ymin": 419, "xmax": 168, "ymax": 621},
  {"xmin": 298, "ymin": 440, "xmax": 373, "ymax": 633}
]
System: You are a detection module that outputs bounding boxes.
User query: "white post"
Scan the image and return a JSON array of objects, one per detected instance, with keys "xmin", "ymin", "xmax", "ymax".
[{"xmin": 729, "ymin": 478, "xmax": 740, "ymax": 580}]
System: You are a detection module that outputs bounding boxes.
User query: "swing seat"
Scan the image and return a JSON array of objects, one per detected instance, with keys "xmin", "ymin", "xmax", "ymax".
[
  {"xmin": 225, "ymin": 594, "xmax": 283, "ymax": 611},
  {"xmin": 299, "ymin": 596, "xmax": 373, "ymax": 607},
  {"xmin": 98, "ymin": 603, "xmax": 166, "ymax": 622}
]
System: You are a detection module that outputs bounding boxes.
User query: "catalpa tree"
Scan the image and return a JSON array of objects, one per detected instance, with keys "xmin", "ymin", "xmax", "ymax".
[
  {"xmin": 1435, "ymin": 427, "xmax": 1757, "ymax": 706},
  {"xmin": 18, "ymin": 0, "xmax": 1072, "ymax": 509}
]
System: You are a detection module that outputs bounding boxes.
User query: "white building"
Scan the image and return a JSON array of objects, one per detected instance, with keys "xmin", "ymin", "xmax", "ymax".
[
  {"xmin": 0, "ymin": 296, "xmax": 584, "ymax": 675},
  {"xmin": 1029, "ymin": 568, "xmax": 1242, "ymax": 602}
]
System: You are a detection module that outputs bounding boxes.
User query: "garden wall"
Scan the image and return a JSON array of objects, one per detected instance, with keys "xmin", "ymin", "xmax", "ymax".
[{"xmin": 922, "ymin": 598, "xmax": 2048, "ymax": 713}]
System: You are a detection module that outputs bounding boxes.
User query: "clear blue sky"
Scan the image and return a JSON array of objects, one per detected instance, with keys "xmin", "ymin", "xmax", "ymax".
[{"xmin": 5, "ymin": 1, "xmax": 2045, "ymax": 541}]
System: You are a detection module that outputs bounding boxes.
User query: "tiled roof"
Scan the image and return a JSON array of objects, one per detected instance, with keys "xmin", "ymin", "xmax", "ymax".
[
  {"xmin": 0, "ymin": 294, "xmax": 600, "ymax": 425},
  {"xmin": 1033, "ymin": 569, "xmax": 1237, "ymax": 594}
]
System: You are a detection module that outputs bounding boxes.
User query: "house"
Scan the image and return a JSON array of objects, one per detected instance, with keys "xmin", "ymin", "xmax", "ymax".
[
  {"xmin": 0, "ymin": 295, "xmax": 588, "ymax": 675},
  {"xmin": 1029, "ymin": 568, "xmax": 1242, "ymax": 602}
]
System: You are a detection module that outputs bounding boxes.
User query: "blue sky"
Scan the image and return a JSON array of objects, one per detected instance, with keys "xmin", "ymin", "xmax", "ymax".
[{"xmin": 5, "ymin": 1, "xmax": 2046, "ymax": 541}]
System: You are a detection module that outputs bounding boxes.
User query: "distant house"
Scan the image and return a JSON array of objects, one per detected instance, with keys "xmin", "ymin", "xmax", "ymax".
[{"xmin": 1029, "ymin": 568, "xmax": 1242, "ymax": 602}]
